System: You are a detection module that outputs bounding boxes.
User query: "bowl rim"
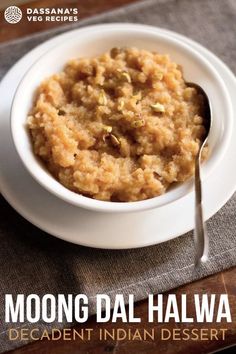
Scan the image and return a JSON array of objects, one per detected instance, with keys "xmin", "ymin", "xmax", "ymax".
[{"xmin": 10, "ymin": 23, "xmax": 233, "ymax": 213}]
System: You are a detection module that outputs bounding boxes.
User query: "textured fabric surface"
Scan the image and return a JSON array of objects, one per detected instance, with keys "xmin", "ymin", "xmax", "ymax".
[{"xmin": 0, "ymin": 0, "xmax": 236, "ymax": 351}]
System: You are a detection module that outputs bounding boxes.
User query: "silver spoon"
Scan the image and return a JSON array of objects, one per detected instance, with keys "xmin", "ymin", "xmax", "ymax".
[{"xmin": 187, "ymin": 82, "xmax": 212, "ymax": 267}]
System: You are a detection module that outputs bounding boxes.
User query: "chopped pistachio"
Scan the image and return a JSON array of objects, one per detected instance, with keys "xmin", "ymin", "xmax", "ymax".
[
  {"xmin": 150, "ymin": 102, "xmax": 165, "ymax": 113},
  {"xmin": 110, "ymin": 134, "xmax": 120, "ymax": 147},
  {"xmin": 98, "ymin": 90, "xmax": 107, "ymax": 105},
  {"xmin": 121, "ymin": 71, "xmax": 131, "ymax": 83},
  {"xmin": 131, "ymin": 119, "xmax": 145, "ymax": 128},
  {"xmin": 117, "ymin": 69, "xmax": 131, "ymax": 83},
  {"xmin": 58, "ymin": 109, "xmax": 66, "ymax": 116},
  {"xmin": 103, "ymin": 125, "xmax": 113, "ymax": 133}
]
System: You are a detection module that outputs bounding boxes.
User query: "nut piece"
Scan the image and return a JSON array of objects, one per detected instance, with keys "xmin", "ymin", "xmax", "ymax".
[
  {"xmin": 131, "ymin": 119, "xmax": 145, "ymax": 128},
  {"xmin": 102, "ymin": 134, "xmax": 108, "ymax": 143},
  {"xmin": 117, "ymin": 69, "xmax": 131, "ymax": 83},
  {"xmin": 121, "ymin": 72, "xmax": 131, "ymax": 83},
  {"xmin": 103, "ymin": 125, "xmax": 113, "ymax": 133},
  {"xmin": 150, "ymin": 103, "xmax": 165, "ymax": 112},
  {"xmin": 98, "ymin": 90, "xmax": 108, "ymax": 105},
  {"xmin": 102, "ymin": 126, "xmax": 112, "ymax": 142},
  {"xmin": 102, "ymin": 131, "xmax": 120, "ymax": 147},
  {"xmin": 110, "ymin": 134, "xmax": 120, "ymax": 147}
]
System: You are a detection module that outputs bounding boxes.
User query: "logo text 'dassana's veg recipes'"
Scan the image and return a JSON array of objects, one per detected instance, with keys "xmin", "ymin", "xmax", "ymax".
[{"xmin": 4, "ymin": 6, "xmax": 79, "ymax": 24}]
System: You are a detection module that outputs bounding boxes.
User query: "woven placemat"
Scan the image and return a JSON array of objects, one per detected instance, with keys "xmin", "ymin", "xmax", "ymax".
[{"xmin": 0, "ymin": 0, "xmax": 236, "ymax": 352}]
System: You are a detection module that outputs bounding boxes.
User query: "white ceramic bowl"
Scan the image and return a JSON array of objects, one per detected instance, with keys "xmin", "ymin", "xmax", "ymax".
[{"xmin": 11, "ymin": 23, "xmax": 233, "ymax": 213}]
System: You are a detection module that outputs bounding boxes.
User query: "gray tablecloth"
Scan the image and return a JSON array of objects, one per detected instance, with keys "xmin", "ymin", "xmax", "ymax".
[{"xmin": 0, "ymin": 0, "xmax": 236, "ymax": 352}]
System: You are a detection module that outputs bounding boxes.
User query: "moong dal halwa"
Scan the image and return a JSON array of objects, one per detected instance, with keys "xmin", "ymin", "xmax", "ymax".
[{"xmin": 28, "ymin": 47, "xmax": 207, "ymax": 202}]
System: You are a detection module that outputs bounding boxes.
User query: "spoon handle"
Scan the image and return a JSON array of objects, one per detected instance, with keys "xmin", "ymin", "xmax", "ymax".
[{"xmin": 194, "ymin": 148, "xmax": 209, "ymax": 266}]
